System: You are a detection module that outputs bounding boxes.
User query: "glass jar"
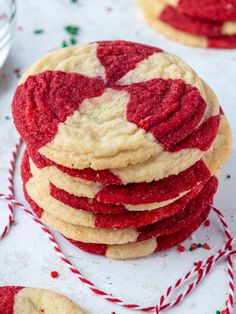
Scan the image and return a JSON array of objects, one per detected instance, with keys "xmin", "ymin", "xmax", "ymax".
[{"xmin": 0, "ymin": 0, "xmax": 16, "ymax": 69}]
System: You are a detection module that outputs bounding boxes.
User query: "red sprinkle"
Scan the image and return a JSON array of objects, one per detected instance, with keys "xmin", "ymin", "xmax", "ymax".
[
  {"xmin": 221, "ymin": 310, "xmax": 228, "ymax": 314},
  {"xmin": 202, "ymin": 243, "xmax": 211, "ymax": 250},
  {"xmin": 177, "ymin": 245, "xmax": 185, "ymax": 253},
  {"xmin": 204, "ymin": 219, "xmax": 210, "ymax": 227},
  {"xmin": 13, "ymin": 68, "xmax": 20, "ymax": 74},
  {"xmin": 50, "ymin": 271, "xmax": 59, "ymax": 278},
  {"xmin": 191, "ymin": 243, "xmax": 198, "ymax": 250}
]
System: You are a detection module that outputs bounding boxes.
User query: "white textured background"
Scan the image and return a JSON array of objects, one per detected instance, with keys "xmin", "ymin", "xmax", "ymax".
[{"xmin": 0, "ymin": 1, "xmax": 236, "ymax": 313}]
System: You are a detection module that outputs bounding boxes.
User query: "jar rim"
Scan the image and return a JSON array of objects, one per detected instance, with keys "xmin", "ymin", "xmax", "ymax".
[{"xmin": 0, "ymin": 0, "xmax": 16, "ymax": 30}]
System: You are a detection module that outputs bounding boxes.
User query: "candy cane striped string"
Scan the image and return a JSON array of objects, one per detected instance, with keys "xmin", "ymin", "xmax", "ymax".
[
  {"xmin": 155, "ymin": 207, "xmax": 235, "ymax": 314},
  {"xmin": 0, "ymin": 138, "xmax": 22, "ymax": 240},
  {"xmin": 212, "ymin": 207, "xmax": 235, "ymax": 314},
  {"xmin": 0, "ymin": 194, "xmax": 155, "ymax": 312},
  {"xmin": 155, "ymin": 243, "xmax": 236, "ymax": 313},
  {"xmin": 1, "ymin": 194, "xmax": 235, "ymax": 313}
]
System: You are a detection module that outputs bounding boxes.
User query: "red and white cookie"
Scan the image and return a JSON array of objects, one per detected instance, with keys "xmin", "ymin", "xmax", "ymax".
[
  {"xmin": 24, "ymin": 176, "xmax": 217, "ymax": 245},
  {"xmin": 0, "ymin": 286, "xmax": 85, "ymax": 314},
  {"xmin": 159, "ymin": 1, "xmax": 236, "ymax": 37},
  {"xmin": 163, "ymin": 0, "xmax": 236, "ymax": 22},
  {"xmin": 12, "ymin": 41, "xmax": 220, "ymax": 174},
  {"xmin": 18, "ymin": 80, "xmax": 221, "ymax": 186},
  {"xmin": 139, "ymin": 0, "xmax": 236, "ymax": 48}
]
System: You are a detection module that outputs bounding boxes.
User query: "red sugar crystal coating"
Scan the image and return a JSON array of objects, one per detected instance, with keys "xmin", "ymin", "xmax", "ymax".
[
  {"xmin": 137, "ymin": 176, "xmax": 217, "ymax": 240},
  {"xmin": 64, "ymin": 206, "xmax": 211, "ymax": 257},
  {"xmin": 68, "ymin": 239, "xmax": 107, "ymax": 256},
  {"xmin": 96, "ymin": 40, "xmax": 162, "ymax": 86},
  {"xmin": 12, "ymin": 71, "xmax": 104, "ymax": 154},
  {"xmin": 0, "ymin": 286, "xmax": 23, "ymax": 314},
  {"xmin": 23, "ymin": 150, "xmax": 123, "ymax": 185},
  {"xmin": 55, "ymin": 164, "xmax": 122, "ymax": 185},
  {"xmin": 50, "ymin": 183, "xmax": 127, "ymax": 215},
  {"xmin": 12, "ymin": 41, "xmax": 219, "ymax": 169},
  {"xmin": 172, "ymin": 115, "xmax": 220, "ymax": 152},
  {"xmin": 96, "ymin": 160, "xmax": 211, "ymax": 205},
  {"xmin": 119, "ymin": 79, "xmax": 207, "ymax": 150},
  {"xmin": 178, "ymin": 0, "xmax": 236, "ymax": 22},
  {"xmin": 160, "ymin": 5, "xmax": 223, "ymax": 37},
  {"xmin": 155, "ymin": 206, "xmax": 211, "ymax": 252},
  {"xmin": 208, "ymin": 35, "xmax": 236, "ymax": 48},
  {"xmin": 52, "ymin": 184, "xmax": 203, "ymax": 228}
]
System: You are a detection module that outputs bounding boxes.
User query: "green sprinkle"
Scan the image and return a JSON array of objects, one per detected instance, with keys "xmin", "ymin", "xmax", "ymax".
[
  {"xmin": 70, "ymin": 37, "xmax": 77, "ymax": 45},
  {"xmin": 216, "ymin": 311, "xmax": 221, "ymax": 314},
  {"xmin": 71, "ymin": 0, "xmax": 78, "ymax": 3},
  {"xmin": 33, "ymin": 29, "xmax": 44, "ymax": 34},
  {"xmin": 62, "ymin": 40, "xmax": 68, "ymax": 48},
  {"xmin": 64, "ymin": 25, "xmax": 80, "ymax": 36},
  {"xmin": 189, "ymin": 247, "xmax": 193, "ymax": 251},
  {"xmin": 226, "ymin": 174, "xmax": 231, "ymax": 179},
  {"xmin": 197, "ymin": 243, "xmax": 202, "ymax": 248}
]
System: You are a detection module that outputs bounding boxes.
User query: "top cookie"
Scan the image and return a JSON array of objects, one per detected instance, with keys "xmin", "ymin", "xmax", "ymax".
[
  {"xmin": 12, "ymin": 41, "xmax": 219, "ymax": 170},
  {"xmin": 163, "ymin": 0, "xmax": 236, "ymax": 22}
]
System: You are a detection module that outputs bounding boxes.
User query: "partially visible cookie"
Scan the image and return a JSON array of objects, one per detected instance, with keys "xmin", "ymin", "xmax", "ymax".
[
  {"xmin": 0, "ymin": 286, "xmax": 85, "ymax": 314},
  {"xmin": 159, "ymin": 0, "xmax": 236, "ymax": 36},
  {"xmin": 162, "ymin": 0, "xmax": 236, "ymax": 22},
  {"xmin": 139, "ymin": 0, "xmax": 236, "ymax": 48}
]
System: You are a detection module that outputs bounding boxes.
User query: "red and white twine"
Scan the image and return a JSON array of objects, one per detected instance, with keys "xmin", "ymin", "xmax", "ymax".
[
  {"xmin": 0, "ymin": 139, "xmax": 235, "ymax": 313},
  {"xmin": 0, "ymin": 138, "xmax": 22, "ymax": 240}
]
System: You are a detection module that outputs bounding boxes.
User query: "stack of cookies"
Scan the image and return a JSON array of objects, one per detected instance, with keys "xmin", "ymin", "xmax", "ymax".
[
  {"xmin": 12, "ymin": 41, "xmax": 232, "ymax": 259},
  {"xmin": 139, "ymin": 0, "xmax": 236, "ymax": 48}
]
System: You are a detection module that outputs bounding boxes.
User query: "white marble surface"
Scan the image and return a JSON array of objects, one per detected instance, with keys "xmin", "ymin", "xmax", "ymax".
[{"xmin": 0, "ymin": 1, "xmax": 236, "ymax": 313}]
